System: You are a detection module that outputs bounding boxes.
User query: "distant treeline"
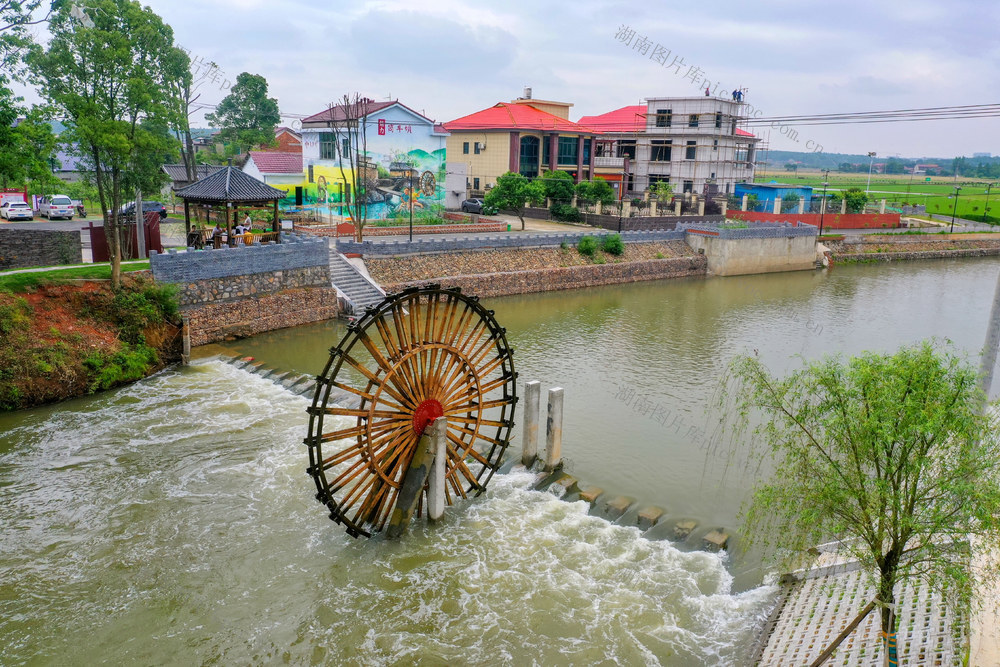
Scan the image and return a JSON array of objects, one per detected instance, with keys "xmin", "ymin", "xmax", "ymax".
[{"xmin": 764, "ymin": 150, "xmax": 1000, "ymax": 178}]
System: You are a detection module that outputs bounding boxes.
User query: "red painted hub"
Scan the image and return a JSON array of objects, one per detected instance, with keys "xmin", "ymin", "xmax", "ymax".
[{"xmin": 412, "ymin": 399, "xmax": 444, "ymax": 436}]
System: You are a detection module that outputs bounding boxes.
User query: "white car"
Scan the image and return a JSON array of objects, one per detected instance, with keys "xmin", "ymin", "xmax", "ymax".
[
  {"xmin": 38, "ymin": 195, "xmax": 75, "ymax": 220},
  {"xmin": 0, "ymin": 200, "xmax": 33, "ymax": 221}
]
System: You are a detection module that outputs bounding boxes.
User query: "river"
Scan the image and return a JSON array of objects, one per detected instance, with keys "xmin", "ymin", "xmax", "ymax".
[{"xmin": 2, "ymin": 257, "xmax": 997, "ymax": 665}]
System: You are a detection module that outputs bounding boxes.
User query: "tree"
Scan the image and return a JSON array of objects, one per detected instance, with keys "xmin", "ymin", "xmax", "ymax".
[
  {"xmin": 780, "ymin": 192, "xmax": 800, "ymax": 213},
  {"xmin": 326, "ymin": 93, "xmax": 376, "ymax": 241},
  {"xmin": 14, "ymin": 105, "xmax": 60, "ymax": 195},
  {"xmin": 205, "ymin": 72, "xmax": 280, "ymax": 155},
  {"xmin": 484, "ymin": 171, "xmax": 544, "ymax": 230},
  {"xmin": 844, "ymin": 187, "xmax": 868, "ymax": 213},
  {"xmin": 722, "ymin": 342, "xmax": 1000, "ymax": 662},
  {"xmin": 0, "ymin": 82, "xmax": 25, "ymax": 188},
  {"xmin": 1, "ymin": 0, "xmax": 59, "ymax": 78},
  {"xmin": 539, "ymin": 169, "xmax": 574, "ymax": 203},
  {"xmin": 649, "ymin": 180, "xmax": 673, "ymax": 202},
  {"xmin": 575, "ymin": 178, "xmax": 615, "ymax": 205},
  {"xmin": 32, "ymin": 0, "xmax": 187, "ymax": 288}
]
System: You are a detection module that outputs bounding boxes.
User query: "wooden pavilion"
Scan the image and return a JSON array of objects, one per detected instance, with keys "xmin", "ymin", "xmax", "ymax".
[{"xmin": 175, "ymin": 165, "xmax": 288, "ymax": 247}]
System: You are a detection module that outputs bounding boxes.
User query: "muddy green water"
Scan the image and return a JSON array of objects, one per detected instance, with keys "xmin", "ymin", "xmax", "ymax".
[{"xmin": 2, "ymin": 257, "xmax": 997, "ymax": 665}]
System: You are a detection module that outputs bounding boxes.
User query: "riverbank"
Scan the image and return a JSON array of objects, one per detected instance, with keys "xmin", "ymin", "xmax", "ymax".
[
  {"xmin": 366, "ymin": 240, "xmax": 706, "ymax": 297},
  {"xmin": 828, "ymin": 234, "xmax": 1000, "ymax": 263},
  {"xmin": 0, "ymin": 273, "xmax": 182, "ymax": 410}
]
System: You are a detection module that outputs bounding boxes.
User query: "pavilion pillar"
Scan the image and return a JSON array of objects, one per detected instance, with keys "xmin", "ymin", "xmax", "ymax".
[
  {"xmin": 184, "ymin": 200, "xmax": 190, "ymax": 237},
  {"xmin": 274, "ymin": 200, "xmax": 280, "ymax": 241}
]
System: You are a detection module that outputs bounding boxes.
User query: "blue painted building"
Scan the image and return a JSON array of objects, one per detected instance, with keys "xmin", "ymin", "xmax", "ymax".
[{"xmin": 734, "ymin": 183, "xmax": 813, "ymax": 211}]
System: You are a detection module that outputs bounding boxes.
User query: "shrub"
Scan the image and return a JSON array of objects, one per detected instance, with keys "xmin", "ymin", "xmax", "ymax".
[
  {"xmin": 84, "ymin": 343, "xmax": 159, "ymax": 392},
  {"xmin": 601, "ymin": 233, "xmax": 625, "ymax": 256},
  {"xmin": 655, "ymin": 252, "xmax": 665, "ymax": 259},
  {"xmin": 550, "ymin": 204, "xmax": 581, "ymax": 222},
  {"xmin": 593, "ymin": 254, "xmax": 606, "ymax": 264},
  {"xmin": 577, "ymin": 235, "xmax": 598, "ymax": 257}
]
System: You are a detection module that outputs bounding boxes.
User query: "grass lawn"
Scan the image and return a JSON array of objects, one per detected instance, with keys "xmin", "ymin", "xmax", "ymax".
[
  {"xmin": 0, "ymin": 262, "xmax": 150, "ymax": 292},
  {"xmin": 755, "ymin": 172, "xmax": 1000, "ymax": 223}
]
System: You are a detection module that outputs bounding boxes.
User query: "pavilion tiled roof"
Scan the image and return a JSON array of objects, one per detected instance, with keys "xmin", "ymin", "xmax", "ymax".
[
  {"xmin": 247, "ymin": 150, "xmax": 302, "ymax": 174},
  {"xmin": 444, "ymin": 103, "xmax": 600, "ymax": 134},
  {"xmin": 161, "ymin": 163, "xmax": 225, "ymax": 183},
  {"xmin": 175, "ymin": 166, "xmax": 287, "ymax": 202}
]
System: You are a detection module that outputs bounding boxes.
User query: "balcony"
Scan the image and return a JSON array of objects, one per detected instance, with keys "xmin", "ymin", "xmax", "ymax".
[{"xmin": 593, "ymin": 156, "xmax": 625, "ymax": 169}]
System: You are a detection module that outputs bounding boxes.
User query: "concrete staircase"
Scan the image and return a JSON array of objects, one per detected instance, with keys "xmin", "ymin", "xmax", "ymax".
[{"xmin": 328, "ymin": 248, "xmax": 385, "ymax": 315}]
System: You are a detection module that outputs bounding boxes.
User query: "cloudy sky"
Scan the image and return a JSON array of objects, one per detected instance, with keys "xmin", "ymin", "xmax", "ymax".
[{"xmin": 21, "ymin": 0, "xmax": 1000, "ymax": 158}]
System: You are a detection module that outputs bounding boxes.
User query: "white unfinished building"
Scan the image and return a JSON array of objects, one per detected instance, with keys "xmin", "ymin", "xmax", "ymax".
[{"xmin": 579, "ymin": 96, "xmax": 759, "ymax": 197}]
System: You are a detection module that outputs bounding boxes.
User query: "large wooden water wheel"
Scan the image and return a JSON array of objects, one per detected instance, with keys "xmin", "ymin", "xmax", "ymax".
[{"xmin": 305, "ymin": 286, "xmax": 517, "ymax": 538}]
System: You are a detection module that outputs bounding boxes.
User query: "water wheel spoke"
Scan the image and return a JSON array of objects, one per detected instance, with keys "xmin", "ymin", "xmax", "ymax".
[
  {"xmin": 445, "ymin": 430, "xmax": 492, "ymax": 467},
  {"xmin": 340, "ymin": 352, "xmax": 413, "ymax": 409}
]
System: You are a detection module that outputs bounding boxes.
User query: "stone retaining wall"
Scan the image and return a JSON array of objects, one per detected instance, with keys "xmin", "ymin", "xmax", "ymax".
[
  {"xmin": 175, "ymin": 265, "xmax": 331, "ymax": 307},
  {"xmin": 185, "ymin": 287, "xmax": 340, "ymax": 346},
  {"xmin": 836, "ymin": 247, "xmax": 1000, "ymax": 263},
  {"xmin": 150, "ymin": 233, "xmax": 327, "ymax": 283},
  {"xmin": 0, "ymin": 229, "xmax": 82, "ymax": 270},
  {"xmin": 381, "ymin": 256, "xmax": 707, "ymax": 299},
  {"xmin": 298, "ymin": 222, "xmax": 506, "ymax": 238}
]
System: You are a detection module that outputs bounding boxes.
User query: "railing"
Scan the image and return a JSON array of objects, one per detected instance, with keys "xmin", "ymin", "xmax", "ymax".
[{"xmin": 592, "ymin": 156, "xmax": 625, "ymax": 168}]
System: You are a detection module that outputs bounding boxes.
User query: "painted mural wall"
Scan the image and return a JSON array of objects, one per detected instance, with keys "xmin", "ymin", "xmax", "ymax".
[{"xmin": 297, "ymin": 105, "xmax": 447, "ymax": 220}]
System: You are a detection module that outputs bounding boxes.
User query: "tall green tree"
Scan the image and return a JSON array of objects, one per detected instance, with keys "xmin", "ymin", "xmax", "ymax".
[
  {"xmin": 1, "ymin": 0, "xmax": 60, "ymax": 78},
  {"xmin": 722, "ymin": 342, "xmax": 1000, "ymax": 662},
  {"xmin": 205, "ymin": 72, "xmax": 280, "ymax": 155},
  {"xmin": 32, "ymin": 0, "xmax": 187, "ymax": 287},
  {"xmin": 539, "ymin": 169, "xmax": 574, "ymax": 202},
  {"xmin": 0, "ymin": 83, "xmax": 25, "ymax": 188},
  {"xmin": 14, "ymin": 105, "xmax": 60, "ymax": 195},
  {"xmin": 484, "ymin": 171, "xmax": 544, "ymax": 230},
  {"xmin": 576, "ymin": 178, "xmax": 615, "ymax": 205}
]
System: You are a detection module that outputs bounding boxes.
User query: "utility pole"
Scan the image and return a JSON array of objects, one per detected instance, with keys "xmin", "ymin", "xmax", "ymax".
[
  {"xmin": 950, "ymin": 186, "xmax": 961, "ymax": 233},
  {"xmin": 819, "ymin": 180, "xmax": 829, "ymax": 237},
  {"xmin": 865, "ymin": 151, "xmax": 877, "ymax": 195},
  {"xmin": 984, "ymin": 183, "xmax": 997, "ymax": 223}
]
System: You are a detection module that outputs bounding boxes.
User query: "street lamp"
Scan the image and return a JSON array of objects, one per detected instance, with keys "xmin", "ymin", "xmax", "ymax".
[
  {"xmin": 985, "ymin": 183, "xmax": 998, "ymax": 223},
  {"xmin": 819, "ymin": 181, "xmax": 829, "ymax": 236},
  {"xmin": 949, "ymin": 186, "xmax": 961, "ymax": 233},
  {"xmin": 865, "ymin": 151, "xmax": 877, "ymax": 195}
]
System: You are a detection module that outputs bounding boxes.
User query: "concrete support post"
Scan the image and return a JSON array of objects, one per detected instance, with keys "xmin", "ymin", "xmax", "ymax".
[
  {"xmin": 181, "ymin": 316, "xmax": 191, "ymax": 365},
  {"xmin": 546, "ymin": 197, "xmax": 551, "ymax": 208},
  {"xmin": 798, "ymin": 199, "xmax": 806, "ymax": 214},
  {"xmin": 427, "ymin": 417, "xmax": 447, "ymax": 522},
  {"xmin": 721, "ymin": 198, "xmax": 728, "ymax": 217},
  {"xmin": 387, "ymin": 426, "xmax": 436, "ymax": 538},
  {"xmin": 622, "ymin": 200, "xmax": 631, "ymax": 218},
  {"xmin": 650, "ymin": 200, "xmax": 658, "ymax": 216},
  {"xmin": 741, "ymin": 194, "xmax": 749, "ymax": 211},
  {"xmin": 880, "ymin": 198, "xmax": 886, "ymax": 214},
  {"xmin": 698, "ymin": 198, "xmax": 706, "ymax": 216},
  {"xmin": 522, "ymin": 381, "xmax": 540, "ymax": 467},
  {"xmin": 841, "ymin": 198, "xmax": 847, "ymax": 214},
  {"xmin": 674, "ymin": 199, "xmax": 682, "ymax": 216},
  {"xmin": 595, "ymin": 201, "xmax": 602, "ymax": 215},
  {"xmin": 544, "ymin": 387, "xmax": 564, "ymax": 472},
  {"xmin": 773, "ymin": 198, "xmax": 781, "ymax": 214},
  {"xmin": 571, "ymin": 194, "xmax": 577, "ymax": 208}
]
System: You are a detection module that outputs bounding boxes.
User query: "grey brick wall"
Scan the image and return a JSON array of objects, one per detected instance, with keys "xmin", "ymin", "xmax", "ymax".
[
  {"xmin": 337, "ymin": 229, "xmax": 686, "ymax": 257},
  {"xmin": 0, "ymin": 229, "xmax": 83, "ymax": 270},
  {"xmin": 677, "ymin": 221, "xmax": 817, "ymax": 239},
  {"xmin": 149, "ymin": 233, "xmax": 328, "ymax": 283}
]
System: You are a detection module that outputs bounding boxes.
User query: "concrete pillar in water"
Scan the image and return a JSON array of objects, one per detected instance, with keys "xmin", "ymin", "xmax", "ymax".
[
  {"xmin": 427, "ymin": 417, "xmax": 447, "ymax": 522},
  {"xmin": 522, "ymin": 381, "xmax": 540, "ymax": 466},
  {"xmin": 181, "ymin": 316, "xmax": 191, "ymax": 366},
  {"xmin": 387, "ymin": 426, "xmax": 436, "ymax": 538},
  {"xmin": 544, "ymin": 387, "xmax": 564, "ymax": 472},
  {"xmin": 741, "ymin": 194, "xmax": 749, "ymax": 211}
]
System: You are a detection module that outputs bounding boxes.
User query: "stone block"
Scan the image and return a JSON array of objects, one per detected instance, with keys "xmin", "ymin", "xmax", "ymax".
[
  {"xmin": 703, "ymin": 529, "xmax": 729, "ymax": 552},
  {"xmin": 269, "ymin": 371, "xmax": 290, "ymax": 383},
  {"xmin": 255, "ymin": 367, "xmax": 276, "ymax": 379},
  {"xmin": 578, "ymin": 486, "xmax": 603, "ymax": 504},
  {"xmin": 552, "ymin": 474, "xmax": 578, "ymax": 494},
  {"xmin": 637, "ymin": 506, "xmax": 665, "ymax": 531},
  {"xmin": 602, "ymin": 495, "xmax": 633, "ymax": 521},
  {"xmin": 673, "ymin": 519, "xmax": 698, "ymax": 540}
]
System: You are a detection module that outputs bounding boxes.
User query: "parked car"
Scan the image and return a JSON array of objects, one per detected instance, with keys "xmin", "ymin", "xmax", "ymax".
[
  {"xmin": 461, "ymin": 198, "xmax": 483, "ymax": 214},
  {"xmin": 0, "ymin": 200, "xmax": 33, "ymax": 221},
  {"xmin": 38, "ymin": 195, "xmax": 75, "ymax": 220},
  {"xmin": 119, "ymin": 201, "xmax": 168, "ymax": 220}
]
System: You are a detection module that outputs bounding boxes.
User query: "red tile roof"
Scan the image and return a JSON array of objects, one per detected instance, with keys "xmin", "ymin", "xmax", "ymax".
[
  {"xmin": 248, "ymin": 151, "xmax": 302, "ymax": 174},
  {"xmin": 577, "ymin": 105, "xmax": 646, "ymax": 133},
  {"xmin": 302, "ymin": 100, "xmax": 435, "ymax": 125},
  {"xmin": 735, "ymin": 128, "xmax": 756, "ymax": 138},
  {"xmin": 444, "ymin": 103, "xmax": 600, "ymax": 134}
]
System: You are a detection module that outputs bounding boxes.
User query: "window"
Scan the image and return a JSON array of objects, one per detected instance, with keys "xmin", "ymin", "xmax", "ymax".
[
  {"xmin": 650, "ymin": 140, "xmax": 672, "ymax": 162},
  {"xmin": 341, "ymin": 137, "xmax": 350, "ymax": 158},
  {"xmin": 735, "ymin": 146, "xmax": 749, "ymax": 162},
  {"xmin": 715, "ymin": 112, "xmax": 722, "ymax": 129},
  {"xmin": 683, "ymin": 180, "xmax": 693, "ymax": 193},
  {"xmin": 616, "ymin": 140, "xmax": 636, "ymax": 159},
  {"xmin": 463, "ymin": 141, "xmax": 469, "ymax": 154},
  {"xmin": 542, "ymin": 137, "xmax": 551, "ymax": 166},
  {"xmin": 688, "ymin": 114, "xmax": 699, "ymax": 128},
  {"xmin": 473, "ymin": 177, "xmax": 480, "ymax": 190},
  {"xmin": 557, "ymin": 136, "xmax": 578, "ymax": 165},
  {"xmin": 649, "ymin": 174, "xmax": 670, "ymax": 186},
  {"xmin": 320, "ymin": 133, "xmax": 337, "ymax": 160},
  {"xmin": 583, "ymin": 138, "xmax": 591, "ymax": 165},
  {"xmin": 308, "ymin": 165, "xmax": 314, "ymax": 183},
  {"xmin": 519, "ymin": 136, "xmax": 540, "ymax": 178},
  {"xmin": 713, "ymin": 139, "xmax": 718, "ymax": 151},
  {"xmin": 474, "ymin": 142, "xmax": 481, "ymax": 155},
  {"xmin": 685, "ymin": 141, "xmax": 696, "ymax": 160},
  {"xmin": 655, "ymin": 109, "xmax": 672, "ymax": 127}
]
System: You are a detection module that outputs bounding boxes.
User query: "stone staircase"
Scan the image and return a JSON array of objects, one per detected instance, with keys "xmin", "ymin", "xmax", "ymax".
[{"xmin": 328, "ymin": 248, "xmax": 385, "ymax": 315}]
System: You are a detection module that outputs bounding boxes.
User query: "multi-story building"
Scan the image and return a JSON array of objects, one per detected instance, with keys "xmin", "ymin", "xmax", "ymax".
[
  {"xmin": 579, "ymin": 96, "xmax": 759, "ymax": 196},
  {"xmin": 443, "ymin": 93, "xmax": 626, "ymax": 204}
]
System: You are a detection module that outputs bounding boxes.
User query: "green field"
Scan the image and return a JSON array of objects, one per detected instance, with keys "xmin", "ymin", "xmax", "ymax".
[{"xmin": 755, "ymin": 172, "xmax": 1000, "ymax": 223}]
